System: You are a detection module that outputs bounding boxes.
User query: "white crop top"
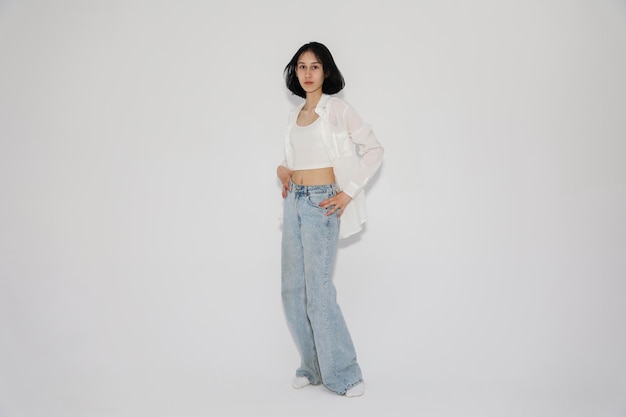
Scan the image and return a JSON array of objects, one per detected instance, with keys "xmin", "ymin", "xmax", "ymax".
[{"xmin": 290, "ymin": 118, "xmax": 333, "ymax": 170}]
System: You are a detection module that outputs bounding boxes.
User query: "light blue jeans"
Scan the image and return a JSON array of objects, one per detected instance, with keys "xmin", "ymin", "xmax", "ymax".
[{"xmin": 281, "ymin": 181, "xmax": 363, "ymax": 395}]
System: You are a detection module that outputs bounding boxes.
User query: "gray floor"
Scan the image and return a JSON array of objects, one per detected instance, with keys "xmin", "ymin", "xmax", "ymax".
[{"xmin": 3, "ymin": 368, "xmax": 624, "ymax": 417}]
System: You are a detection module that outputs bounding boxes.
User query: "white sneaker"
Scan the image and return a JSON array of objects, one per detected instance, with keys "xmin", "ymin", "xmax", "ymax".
[
  {"xmin": 292, "ymin": 376, "xmax": 311, "ymax": 389},
  {"xmin": 345, "ymin": 382, "xmax": 365, "ymax": 397}
]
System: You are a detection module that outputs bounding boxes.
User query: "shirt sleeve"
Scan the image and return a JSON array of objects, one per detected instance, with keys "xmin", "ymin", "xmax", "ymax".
[{"xmin": 338, "ymin": 101, "xmax": 384, "ymax": 198}]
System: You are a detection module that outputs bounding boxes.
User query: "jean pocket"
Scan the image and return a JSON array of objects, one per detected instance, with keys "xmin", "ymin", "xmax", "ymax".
[{"xmin": 305, "ymin": 191, "xmax": 334, "ymax": 212}]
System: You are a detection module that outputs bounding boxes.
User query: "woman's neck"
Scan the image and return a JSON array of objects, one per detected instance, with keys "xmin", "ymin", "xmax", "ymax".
[{"xmin": 303, "ymin": 91, "xmax": 323, "ymax": 111}]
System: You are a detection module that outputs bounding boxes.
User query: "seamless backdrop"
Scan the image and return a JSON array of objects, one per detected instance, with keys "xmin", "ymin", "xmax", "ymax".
[{"xmin": 1, "ymin": 1, "xmax": 625, "ymax": 416}]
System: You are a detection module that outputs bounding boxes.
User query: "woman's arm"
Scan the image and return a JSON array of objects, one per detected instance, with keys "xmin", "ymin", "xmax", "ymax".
[
  {"xmin": 336, "ymin": 101, "xmax": 384, "ymax": 199},
  {"xmin": 277, "ymin": 164, "xmax": 293, "ymax": 198}
]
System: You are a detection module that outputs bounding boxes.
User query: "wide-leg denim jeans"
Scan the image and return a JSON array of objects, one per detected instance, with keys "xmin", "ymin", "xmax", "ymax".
[{"xmin": 281, "ymin": 182, "xmax": 363, "ymax": 395}]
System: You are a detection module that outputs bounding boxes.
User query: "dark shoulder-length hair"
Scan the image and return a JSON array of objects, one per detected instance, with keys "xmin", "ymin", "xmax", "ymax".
[{"xmin": 284, "ymin": 42, "xmax": 345, "ymax": 98}]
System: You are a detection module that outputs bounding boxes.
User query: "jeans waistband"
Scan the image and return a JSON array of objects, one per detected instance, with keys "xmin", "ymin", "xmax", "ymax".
[{"xmin": 290, "ymin": 181, "xmax": 337, "ymax": 194}]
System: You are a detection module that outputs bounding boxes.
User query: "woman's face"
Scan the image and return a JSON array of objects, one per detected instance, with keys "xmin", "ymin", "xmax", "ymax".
[{"xmin": 296, "ymin": 51, "xmax": 325, "ymax": 96}]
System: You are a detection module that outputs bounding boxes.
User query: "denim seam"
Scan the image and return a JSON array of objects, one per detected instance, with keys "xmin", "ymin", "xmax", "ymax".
[
  {"xmin": 340, "ymin": 379, "xmax": 364, "ymax": 395},
  {"xmin": 323, "ymin": 214, "xmax": 337, "ymax": 384}
]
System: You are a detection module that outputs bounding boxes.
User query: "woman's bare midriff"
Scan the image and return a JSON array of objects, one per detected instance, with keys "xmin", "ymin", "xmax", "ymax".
[{"xmin": 291, "ymin": 167, "xmax": 335, "ymax": 186}]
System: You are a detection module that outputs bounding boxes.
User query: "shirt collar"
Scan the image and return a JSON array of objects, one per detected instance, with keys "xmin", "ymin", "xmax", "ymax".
[{"xmin": 314, "ymin": 94, "xmax": 331, "ymax": 117}]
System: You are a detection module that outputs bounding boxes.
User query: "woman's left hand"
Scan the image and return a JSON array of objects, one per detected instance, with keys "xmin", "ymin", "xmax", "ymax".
[{"xmin": 319, "ymin": 191, "xmax": 352, "ymax": 217}]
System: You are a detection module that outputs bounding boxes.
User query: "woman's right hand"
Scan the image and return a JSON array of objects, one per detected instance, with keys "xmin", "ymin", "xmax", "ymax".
[{"xmin": 277, "ymin": 165, "xmax": 293, "ymax": 198}]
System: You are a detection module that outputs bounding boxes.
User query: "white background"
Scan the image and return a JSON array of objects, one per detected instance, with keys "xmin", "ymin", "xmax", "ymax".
[{"xmin": 1, "ymin": 1, "xmax": 625, "ymax": 416}]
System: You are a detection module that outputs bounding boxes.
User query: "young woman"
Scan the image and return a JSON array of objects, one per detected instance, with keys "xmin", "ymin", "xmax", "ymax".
[{"xmin": 277, "ymin": 42, "xmax": 384, "ymax": 397}]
